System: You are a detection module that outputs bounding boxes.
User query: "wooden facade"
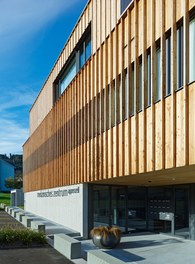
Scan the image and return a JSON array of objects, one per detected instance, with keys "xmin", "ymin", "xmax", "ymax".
[{"xmin": 23, "ymin": 0, "xmax": 195, "ymax": 192}]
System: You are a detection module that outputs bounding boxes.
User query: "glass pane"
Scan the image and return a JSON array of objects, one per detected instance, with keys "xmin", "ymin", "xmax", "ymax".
[
  {"xmin": 79, "ymin": 46, "xmax": 85, "ymax": 68},
  {"xmin": 130, "ymin": 63, "xmax": 134, "ymax": 115},
  {"xmin": 138, "ymin": 61, "xmax": 142, "ymax": 111},
  {"xmin": 189, "ymin": 18, "xmax": 195, "ymax": 83},
  {"xmin": 93, "ymin": 186, "xmax": 110, "ymax": 226},
  {"xmin": 116, "ymin": 76, "xmax": 121, "ymax": 124},
  {"xmin": 85, "ymin": 37, "xmax": 91, "ymax": 61},
  {"xmin": 175, "ymin": 188, "xmax": 189, "ymax": 239},
  {"xmin": 124, "ymin": 70, "xmax": 129, "ymax": 119},
  {"xmin": 111, "ymin": 80, "xmax": 115, "ymax": 127},
  {"xmin": 111, "ymin": 187, "xmax": 126, "ymax": 230},
  {"xmin": 147, "ymin": 52, "xmax": 151, "ymax": 107},
  {"xmin": 166, "ymin": 35, "xmax": 171, "ymax": 96},
  {"xmin": 108, "ymin": 85, "xmax": 111, "ymax": 129},
  {"xmin": 148, "ymin": 187, "xmax": 172, "ymax": 234},
  {"xmin": 156, "ymin": 47, "xmax": 161, "ymax": 101},
  {"xmin": 60, "ymin": 58, "xmax": 76, "ymax": 93},
  {"xmin": 128, "ymin": 187, "xmax": 147, "ymax": 232},
  {"xmin": 177, "ymin": 25, "xmax": 183, "ymax": 89},
  {"xmin": 121, "ymin": 0, "xmax": 133, "ymax": 14}
]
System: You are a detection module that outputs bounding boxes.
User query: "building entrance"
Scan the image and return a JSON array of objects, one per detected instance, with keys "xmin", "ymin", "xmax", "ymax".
[
  {"xmin": 91, "ymin": 184, "xmax": 190, "ymax": 239},
  {"xmin": 92, "ymin": 185, "xmax": 147, "ymax": 233}
]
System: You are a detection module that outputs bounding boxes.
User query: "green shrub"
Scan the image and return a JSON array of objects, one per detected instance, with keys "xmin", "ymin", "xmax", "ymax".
[{"xmin": 0, "ymin": 227, "xmax": 46, "ymax": 246}]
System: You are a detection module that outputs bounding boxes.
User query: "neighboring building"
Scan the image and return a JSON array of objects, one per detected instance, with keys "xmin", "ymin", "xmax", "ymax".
[
  {"xmin": 9, "ymin": 154, "xmax": 23, "ymax": 179},
  {"xmin": 23, "ymin": 0, "xmax": 195, "ymax": 240},
  {"xmin": 0, "ymin": 159, "xmax": 15, "ymax": 192}
]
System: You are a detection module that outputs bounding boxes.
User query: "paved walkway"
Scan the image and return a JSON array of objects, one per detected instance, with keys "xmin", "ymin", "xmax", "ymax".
[
  {"xmin": 0, "ymin": 210, "xmax": 24, "ymax": 229},
  {"xmin": 0, "ymin": 210, "xmax": 74, "ymax": 264},
  {"xmin": 3, "ymin": 208, "xmax": 195, "ymax": 263},
  {"xmin": 81, "ymin": 232, "xmax": 195, "ymax": 263}
]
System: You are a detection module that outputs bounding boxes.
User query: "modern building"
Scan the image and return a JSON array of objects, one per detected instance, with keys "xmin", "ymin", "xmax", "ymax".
[
  {"xmin": 0, "ymin": 159, "xmax": 15, "ymax": 192},
  {"xmin": 23, "ymin": 0, "xmax": 195, "ymax": 240}
]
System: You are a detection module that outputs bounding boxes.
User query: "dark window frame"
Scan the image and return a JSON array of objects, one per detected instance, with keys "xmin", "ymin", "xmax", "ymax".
[
  {"xmin": 154, "ymin": 39, "xmax": 161, "ymax": 103},
  {"xmin": 130, "ymin": 62, "xmax": 135, "ymax": 116},
  {"xmin": 138, "ymin": 56, "xmax": 143, "ymax": 112},
  {"xmin": 165, "ymin": 30, "xmax": 171, "ymax": 97},
  {"xmin": 146, "ymin": 48, "xmax": 151, "ymax": 108},
  {"xmin": 176, "ymin": 20, "xmax": 184, "ymax": 90},
  {"xmin": 53, "ymin": 25, "xmax": 92, "ymax": 103}
]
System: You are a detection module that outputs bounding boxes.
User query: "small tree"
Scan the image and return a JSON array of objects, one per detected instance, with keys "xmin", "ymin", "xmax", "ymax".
[{"xmin": 4, "ymin": 177, "xmax": 22, "ymax": 189}]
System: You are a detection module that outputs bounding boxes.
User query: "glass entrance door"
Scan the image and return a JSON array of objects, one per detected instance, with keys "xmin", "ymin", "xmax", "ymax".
[
  {"xmin": 111, "ymin": 187, "xmax": 127, "ymax": 232},
  {"xmin": 93, "ymin": 185, "xmax": 110, "ymax": 226},
  {"xmin": 175, "ymin": 187, "xmax": 189, "ymax": 239}
]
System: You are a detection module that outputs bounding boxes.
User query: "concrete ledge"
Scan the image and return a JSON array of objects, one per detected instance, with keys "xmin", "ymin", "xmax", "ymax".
[
  {"xmin": 16, "ymin": 211, "xmax": 26, "ymax": 222},
  {"xmin": 54, "ymin": 233, "xmax": 81, "ymax": 260},
  {"xmin": 22, "ymin": 215, "xmax": 42, "ymax": 228},
  {"xmin": 31, "ymin": 221, "xmax": 45, "ymax": 233},
  {"xmin": 7, "ymin": 207, "xmax": 13, "ymax": 214},
  {"xmin": 5, "ymin": 206, "xmax": 9, "ymax": 213},
  {"xmin": 11, "ymin": 209, "xmax": 23, "ymax": 218},
  {"xmin": 87, "ymin": 250, "xmax": 126, "ymax": 264}
]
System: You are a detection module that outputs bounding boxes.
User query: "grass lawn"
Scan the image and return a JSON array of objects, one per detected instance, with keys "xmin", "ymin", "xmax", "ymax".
[{"xmin": 0, "ymin": 192, "xmax": 10, "ymax": 206}]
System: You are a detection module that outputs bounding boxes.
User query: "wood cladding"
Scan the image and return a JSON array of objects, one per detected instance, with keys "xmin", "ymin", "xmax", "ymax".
[{"xmin": 24, "ymin": 0, "xmax": 195, "ymax": 192}]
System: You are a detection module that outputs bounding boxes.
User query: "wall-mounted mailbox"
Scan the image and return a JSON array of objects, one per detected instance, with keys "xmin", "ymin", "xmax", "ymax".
[{"xmin": 159, "ymin": 212, "xmax": 174, "ymax": 221}]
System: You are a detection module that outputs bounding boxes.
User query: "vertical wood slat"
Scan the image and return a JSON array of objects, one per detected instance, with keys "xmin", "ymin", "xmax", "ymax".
[
  {"xmin": 23, "ymin": 0, "xmax": 195, "ymax": 192},
  {"xmin": 151, "ymin": 0, "xmax": 156, "ymax": 172},
  {"xmin": 119, "ymin": 16, "xmax": 124, "ymax": 177},
  {"xmin": 134, "ymin": 0, "xmax": 139, "ymax": 174},
  {"xmin": 184, "ymin": 0, "xmax": 189, "ymax": 165}
]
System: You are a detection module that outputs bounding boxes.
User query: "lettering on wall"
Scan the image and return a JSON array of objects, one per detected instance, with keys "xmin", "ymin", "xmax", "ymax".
[{"xmin": 37, "ymin": 187, "xmax": 80, "ymax": 198}]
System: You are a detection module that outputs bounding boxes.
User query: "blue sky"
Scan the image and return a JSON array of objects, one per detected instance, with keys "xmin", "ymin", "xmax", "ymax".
[{"xmin": 0, "ymin": 0, "xmax": 87, "ymax": 155}]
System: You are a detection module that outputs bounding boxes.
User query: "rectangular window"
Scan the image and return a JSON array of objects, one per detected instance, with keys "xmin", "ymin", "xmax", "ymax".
[
  {"xmin": 116, "ymin": 76, "xmax": 121, "ymax": 124},
  {"xmin": 79, "ymin": 33, "xmax": 92, "ymax": 70},
  {"xmin": 165, "ymin": 33, "xmax": 171, "ymax": 96},
  {"xmin": 146, "ymin": 49, "xmax": 151, "ymax": 107},
  {"xmin": 54, "ymin": 27, "xmax": 91, "ymax": 103},
  {"xmin": 138, "ymin": 56, "xmax": 142, "ymax": 112},
  {"xmin": 97, "ymin": 93, "xmax": 101, "ymax": 135},
  {"xmin": 155, "ymin": 41, "xmax": 161, "ymax": 102},
  {"xmin": 101, "ymin": 89, "xmax": 104, "ymax": 133},
  {"xmin": 111, "ymin": 80, "xmax": 116, "ymax": 128},
  {"xmin": 119, "ymin": 75, "xmax": 123, "ymax": 121},
  {"xmin": 130, "ymin": 62, "xmax": 135, "ymax": 116},
  {"xmin": 120, "ymin": 0, "xmax": 133, "ymax": 14},
  {"xmin": 105, "ymin": 86, "xmax": 109, "ymax": 131},
  {"xmin": 124, "ymin": 69, "xmax": 129, "ymax": 120},
  {"xmin": 88, "ymin": 100, "xmax": 92, "ymax": 139},
  {"xmin": 176, "ymin": 23, "xmax": 183, "ymax": 89},
  {"xmin": 108, "ymin": 85, "xmax": 111, "ymax": 129},
  {"xmin": 189, "ymin": 16, "xmax": 195, "ymax": 83},
  {"xmin": 60, "ymin": 57, "xmax": 76, "ymax": 94},
  {"xmin": 79, "ymin": 45, "xmax": 85, "ymax": 69},
  {"xmin": 85, "ymin": 34, "xmax": 92, "ymax": 61}
]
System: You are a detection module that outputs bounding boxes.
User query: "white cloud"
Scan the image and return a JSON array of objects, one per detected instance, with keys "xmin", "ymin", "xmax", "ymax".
[
  {"xmin": 0, "ymin": 85, "xmax": 37, "ymax": 112},
  {"xmin": 0, "ymin": 84, "xmax": 38, "ymax": 154},
  {"xmin": 0, "ymin": 118, "xmax": 28, "ymax": 155},
  {"xmin": 0, "ymin": 0, "xmax": 86, "ymax": 155},
  {"xmin": 0, "ymin": 0, "xmax": 81, "ymax": 53}
]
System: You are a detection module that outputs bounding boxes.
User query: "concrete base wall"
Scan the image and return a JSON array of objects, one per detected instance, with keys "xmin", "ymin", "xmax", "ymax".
[{"xmin": 24, "ymin": 183, "xmax": 88, "ymax": 237}]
